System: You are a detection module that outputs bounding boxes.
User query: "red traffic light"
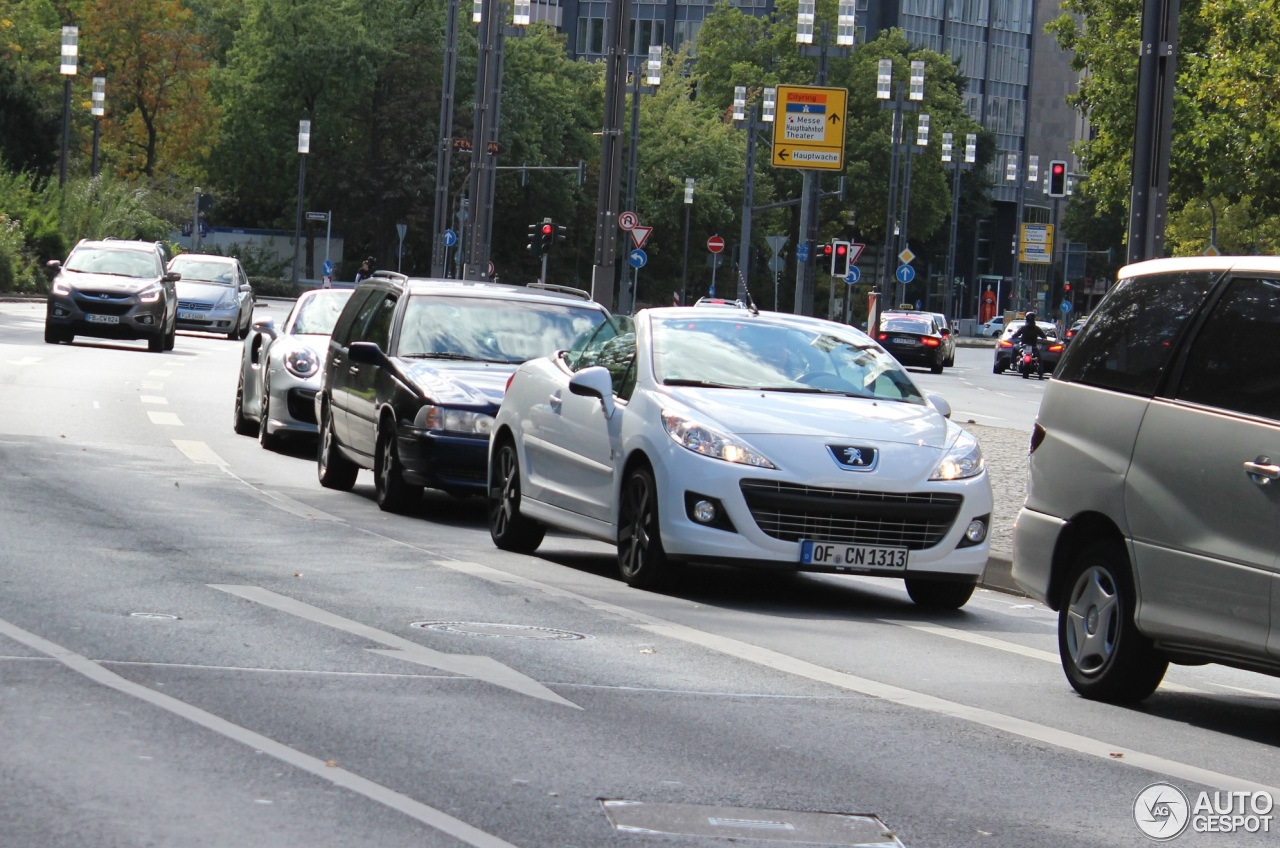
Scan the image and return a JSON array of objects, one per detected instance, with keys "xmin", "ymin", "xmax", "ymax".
[
  {"xmin": 540, "ymin": 224, "xmax": 553, "ymax": 235},
  {"xmin": 1064, "ymin": 282, "xmax": 1071, "ymax": 292},
  {"xmin": 820, "ymin": 244, "xmax": 834, "ymax": 257},
  {"xmin": 835, "ymin": 244, "xmax": 848, "ymax": 256},
  {"xmin": 1051, "ymin": 162, "xmax": 1066, "ymax": 176}
]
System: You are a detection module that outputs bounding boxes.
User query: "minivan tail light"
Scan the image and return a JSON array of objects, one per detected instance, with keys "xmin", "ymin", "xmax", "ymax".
[{"xmin": 1030, "ymin": 422, "xmax": 1046, "ymax": 454}]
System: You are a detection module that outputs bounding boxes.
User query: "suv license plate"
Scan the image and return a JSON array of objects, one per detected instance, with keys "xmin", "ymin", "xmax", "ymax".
[
  {"xmin": 86, "ymin": 314, "xmax": 120, "ymax": 324},
  {"xmin": 800, "ymin": 541, "xmax": 908, "ymax": 570}
]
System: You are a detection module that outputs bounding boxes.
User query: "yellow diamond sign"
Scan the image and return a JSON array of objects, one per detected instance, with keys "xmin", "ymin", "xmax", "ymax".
[{"xmin": 898, "ymin": 248, "xmax": 915, "ymax": 265}]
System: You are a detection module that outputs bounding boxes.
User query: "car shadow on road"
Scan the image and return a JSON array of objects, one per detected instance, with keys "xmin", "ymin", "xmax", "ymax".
[{"xmin": 1121, "ymin": 690, "xmax": 1280, "ymax": 744}]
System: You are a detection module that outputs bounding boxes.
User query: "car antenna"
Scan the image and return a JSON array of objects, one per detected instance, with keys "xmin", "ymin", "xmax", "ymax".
[{"xmin": 741, "ymin": 278, "xmax": 759, "ymax": 316}]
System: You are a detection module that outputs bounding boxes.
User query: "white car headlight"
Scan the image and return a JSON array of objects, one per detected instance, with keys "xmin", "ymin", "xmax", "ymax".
[
  {"xmin": 661, "ymin": 409, "xmax": 775, "ymax": 468},
  {"xmin": 930, "ymin": 432, "xmax": 985, "ymax": 481},
  {"xmin": 284, "ymin": 348, "xmax": 319, "ymax": 378},
  {"xmin": 414, "ymin": 405, "xmax": 494, "ymax": 435}
]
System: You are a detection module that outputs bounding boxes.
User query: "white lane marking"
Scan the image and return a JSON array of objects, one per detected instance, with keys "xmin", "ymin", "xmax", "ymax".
[
  {"xmin": 433, "ymin": 559, "xmax": 1278, "ymax": 795},
  {"xmin": 147, "ymin": 411, "xmax": 183, "ymax": 426},
  {"xmin": 172, "ymin": 440, "xmax": 226, "ymax": 466},
  {"xmin": 93, "ymin": 400, "xmax": 100, "ymax": 410},
  {"xmin": 209, "ymin": 585, "xmax": 579, "ymax": 710},
  {"xmin": 954, "ymin": 411, "xmax": 1006, "ymax": 422},
  {"xmin": 147, "ymin": 370, "xmax": 173, "ymax": 377},
  {"xmin": 880, "ymin": 619, "xmax": 1202, "ymax": 694},
  {"xmin": 0, "ymin": 614, "xmax": 520, "ymax": 848},
  {"xmin": 1207, "ymin": 683, "xmax": 1280, "ymax": 700},
  {"xmin": 141, "ymin": 395, "xmax": 168, "ymax": 405},
  {"xmin": 7, "ymin": 357, "xmax": 41, "ymax": 366},
  {"xmin": 216, "ymin": 467, "xmax": 345, "ymax": 522},
  {"xmin": 141, "ymin": 381, "xmax": 164, "ymax": 390}
]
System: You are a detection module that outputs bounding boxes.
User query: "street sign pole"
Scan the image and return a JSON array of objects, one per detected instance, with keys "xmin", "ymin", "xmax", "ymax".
[{"xmin": 324, "ymin": 211, "xmax": 332, "ymax": 271}]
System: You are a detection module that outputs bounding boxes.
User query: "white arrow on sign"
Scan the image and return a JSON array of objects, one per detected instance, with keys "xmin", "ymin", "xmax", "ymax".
[{"xmin": 629, "ymin": 225, "xmax": 653, "ymax": 249}]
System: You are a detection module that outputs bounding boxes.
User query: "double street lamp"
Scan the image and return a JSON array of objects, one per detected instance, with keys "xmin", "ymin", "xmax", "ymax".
[
  {"xmin": 59, "ymin": 26, "xmax": 78, "ymax": 187},
  {"xmin": 90, "ymin": 76, "xmax": 105, "ymax": 178},
  {"xmin": 291, "ymin": 119, "xmax": 310, "ymax": 285},
  {"xmin": 942, "ymin": 132, "xmax": 977, "ymax": 320},
  {"xmin": 877, "ymin": 58, "xmax": 924, "ymax": 308},
  {"xmin": 618, "ymin": 46, "xmax": 662, "ymax": 314},
  {"xmin": 680, "ymin": 178, "xmax": 693, "ymax": 305}
]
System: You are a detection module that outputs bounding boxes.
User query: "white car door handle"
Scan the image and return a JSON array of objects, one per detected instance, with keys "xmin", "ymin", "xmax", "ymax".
[
  {"xmin": 549, "ymin": 392, "xmax": 562, "ymax": 412},
  {"xmin": 1244, "ymin": 457, "xmax": 1280, "ymax": 485}
]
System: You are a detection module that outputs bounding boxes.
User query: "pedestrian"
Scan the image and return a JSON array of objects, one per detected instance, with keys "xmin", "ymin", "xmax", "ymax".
[{"xmin": 355, "ymin": 257, "xmax": 374, "ymax": 284}]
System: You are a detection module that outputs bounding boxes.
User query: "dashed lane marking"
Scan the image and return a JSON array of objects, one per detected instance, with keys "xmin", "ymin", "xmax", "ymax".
[
  {"xmin": 147, "ymin": 411, "xmax": 182, "ymax": 426},
  {"xmin": 140, "ymin": 395, "xmax": 168, "ymax": 405},
  {"xmin": 172, "ymin": 439, "xmax": 225, "ymax": 465}
]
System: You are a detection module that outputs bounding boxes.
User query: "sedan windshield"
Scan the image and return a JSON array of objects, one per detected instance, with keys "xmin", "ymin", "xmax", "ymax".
[
  {"xmin": 397, "ymin": 295, "xmax": 607, "ymax": 364},
  {"xmin": 650, "ymin": 315, "xmax": 924, "ymax": 403},
  {"xmin": 169, "ymin": 258, "xmax": 236, "ymax": 284},
  {"xmin": 64, "ymin": 247, "xmax": 160, "ymax": 279}
]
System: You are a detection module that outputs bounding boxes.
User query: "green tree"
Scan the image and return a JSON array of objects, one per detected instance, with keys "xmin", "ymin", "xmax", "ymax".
[{"xmin": 0, "ymin": 0, "xmax": 64, "ymax": 177}]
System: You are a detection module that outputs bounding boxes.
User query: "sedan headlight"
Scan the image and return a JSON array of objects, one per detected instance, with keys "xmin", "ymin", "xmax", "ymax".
[
  {"xmin": 414, "ymin": 405, "xmax": 494, "ymax": 435},
  {"xmin": 284, "ymin": 348, "xmax": 319, "ymax": 378},
  {"xmin": 138, "ymin": 286, "xmax": 163, "ymax": 303},
  {"xmin": 661, "ymin": 409, "xmax": 775, "ymax": 468},
  {"xmin": 930, "ymin": 432, "xmax": 985, "ymax": 481}
]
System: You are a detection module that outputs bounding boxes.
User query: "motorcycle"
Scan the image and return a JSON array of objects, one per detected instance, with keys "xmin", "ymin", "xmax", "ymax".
[{"xmin": 1017, "ymin": 342, "xmax": 1044, "ymax": 380}]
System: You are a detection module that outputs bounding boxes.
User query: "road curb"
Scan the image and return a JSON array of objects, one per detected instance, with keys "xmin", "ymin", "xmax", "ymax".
[{"xmin": 980, "ymin": 554, "xmax": 1026, "ymax": 597}]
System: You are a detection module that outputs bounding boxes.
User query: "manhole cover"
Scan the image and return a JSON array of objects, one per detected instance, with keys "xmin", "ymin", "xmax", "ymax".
[
  {"xmin": 601, "ymin": 801, "xmax": 904, "ymax": 846},
  {"xmin": 130, "ymin": 613, "xmax": 180, "ymax": 620},
  {"xmin": 410, "ymin": 621, "xmax": 590, "ymax": 641}
]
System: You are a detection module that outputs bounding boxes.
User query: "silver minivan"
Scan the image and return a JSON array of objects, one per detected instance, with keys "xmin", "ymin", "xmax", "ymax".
[{"xmin": 1012, "ymin": 256, "xmax": 1280, "ymax": 703}]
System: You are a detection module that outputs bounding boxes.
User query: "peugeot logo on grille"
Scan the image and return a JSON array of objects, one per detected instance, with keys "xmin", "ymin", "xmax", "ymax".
[{"xmin": 827, "ymin": 444, "xmax": 878, "ymax": 471}]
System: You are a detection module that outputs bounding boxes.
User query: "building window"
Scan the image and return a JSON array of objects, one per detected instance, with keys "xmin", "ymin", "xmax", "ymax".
[
  {"xmin": 628, "ymin": 18, "xmax": 666, "ymax": 54},
  {"xmin": 674, "ymin": 19, "xmax": 701, "ymax": 52},
  {"xmin": 577, "ymin": 17, "xmax": 605, "ymax": 54}
]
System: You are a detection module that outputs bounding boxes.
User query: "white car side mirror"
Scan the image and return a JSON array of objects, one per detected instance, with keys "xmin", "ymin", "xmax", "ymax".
[
  {"xmin": 926, "ymin": 392, "xmax": 952, "ymax": 419},
  {"xmin": 568, "ymin": 366, "xmax": 616, "ymax": 418}
]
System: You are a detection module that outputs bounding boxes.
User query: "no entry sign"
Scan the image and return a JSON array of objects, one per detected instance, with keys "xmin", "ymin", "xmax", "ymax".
[{"xmin": 707, "ymin": 235, "xmax": 725, "ymax": 254}]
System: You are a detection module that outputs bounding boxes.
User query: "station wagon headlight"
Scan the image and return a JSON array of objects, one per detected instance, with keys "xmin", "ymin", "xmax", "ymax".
[
  {"xmin": 284, "ymin": 348, "xmax": 319, "ymax": 378},
  {"xmin": 930, "ymin": 432, "xmax": 985, "ymax": 481},
  {"xmin": 219, "ymin": 289, "xmax": 240, "ymax": 308},
  {"xmin": 661, "ymin": 410, "xmax": 775, "ymax": 468},
  {"xmin": 414, "ymin": 405, "xmax": 494, "ymax": 435}
]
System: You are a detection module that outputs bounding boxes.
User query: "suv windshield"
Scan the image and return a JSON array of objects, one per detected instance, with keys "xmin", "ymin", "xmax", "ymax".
[
  {"xmin": 397, "ymin": 295, "xmax": 607, "ymax": 363},
  {"xmin": 650, "ymin": 315, "xmax": 924, "ymax": 403},
  {"xmin": 64, "ymin": 247, "xmax": 161, "ymax": 279}
]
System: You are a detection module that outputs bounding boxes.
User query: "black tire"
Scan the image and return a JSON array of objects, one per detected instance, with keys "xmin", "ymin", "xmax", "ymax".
[
  {"xmin": 233, "ymin": 373, "xmax": 257, "ymax": 436},
  {"xmin": 905, "ymin": 578, "xmax": 976, "ymax": 609},
  {"xmin": 227, "ymin": 319, "xmax": 240, "ymax": 341},
  {"xmin": 930, "ymin": 358, "xmax": 944, "ymax": 374},
  {"xmin": 375, "ymin": 420, "xmax": 421, "ymax": 512},
  {"xmin": 617, "ymin": 465, "xmax": 672, "ymax": 589},
  {"xmin": 148, "ymin": 328, "xmax": 165, "ymax": 352},
  {"xmin": 1057, "ymin": 540, "xmax": 1168, "ymax": 703},
  {"xmin": 488, "ymin": 440, "xmax": 545, "ymax": 553},
  {"xmin": 317, "ymin": 403, "xmax": 358, "ymax": 491},
  {"xmin": 257, "ymin": 376, "xmax": 283, "ymax": 451},
  {"xmin": 993, "ymin": 361, "xmax": 1004, "ymax": 374},
  {"xmin": 238, "ymin": 316, "xmax": 251, "ymax": 340},
  {"xmin": 163, "ymin": 316, "xmax": 176, "ymax": 351},
  {"xmin": 44, "ymin": 324, "xmax": 68, "ymax": 344}
]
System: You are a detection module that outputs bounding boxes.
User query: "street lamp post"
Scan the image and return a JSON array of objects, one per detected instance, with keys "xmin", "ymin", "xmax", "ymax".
[
  {"xmin": 896, "ymin": 108, "xmax": 929, "ymax": 304},
  {"xmin": 618, "ymin": 46, "xmax": 662, "ymax": 314},
  {"xmin": 877, "ymin": 58, "xmax": 922, "ymax": 309},
  {"xmin": 942, "ymin": 132, "xmax": 976, "ymax": 320},
  {"xmin": 58, "ymin": 26, "xmax": 78, "ymax": 187},
  {"xmin": 291, "ymin": 120, "xmax": 310, "ymax": 286},
  {"xmin": 731, "ymin": 85, "xmax": 776, "ymax": 305},
  {"xmin": 680, "ymin": 178, "xmax": 693, "ymax": 305},
  {"xmin": 1007, "ymin": 152, "xmax": 1041, "ymax": 310},
  {"xmin": 90, "ymin": 76, "xmax": 105, "ymax": 178}
]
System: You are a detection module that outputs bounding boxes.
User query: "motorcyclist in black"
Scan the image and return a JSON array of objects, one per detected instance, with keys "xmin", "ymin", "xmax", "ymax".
[{"xmin": 1009, "ymin": 312, "xmax": 1046, "ymax": 355}]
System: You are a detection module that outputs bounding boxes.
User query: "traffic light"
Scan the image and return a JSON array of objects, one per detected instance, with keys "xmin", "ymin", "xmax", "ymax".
[
  {"xmin": 539, "ymin": 219, "xmax": 555, "ymax": 254},
  {"xmin": 526, "ymin": 222, "xmax": 541, "ymax": 258},
  {"xmin": 1064, "ymin": 282, "xmax": 1071, "ymax": 293},
  {"xmin": 555, "ymin": 223, "xmax": 567, "ymax": 245},
  {"xmin": 830, "ymin": 240, "xmax": 851, "ymax": 277},
  {"xmin": 818, "ymin": 242, "xmax": 834, "ymax": 267},
  {"xmin": 1048, "ymin": 160, "xmax": 1068, "ymax": 197}
]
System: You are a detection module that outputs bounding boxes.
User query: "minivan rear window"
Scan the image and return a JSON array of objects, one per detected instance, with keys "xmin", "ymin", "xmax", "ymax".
[{"xmin": 1054, "ymin": 270, "xmax": 1218, "ymax": 396}]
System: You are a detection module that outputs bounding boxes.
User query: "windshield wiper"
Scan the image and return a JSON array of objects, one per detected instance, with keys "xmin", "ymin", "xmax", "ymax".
[
  {"xmin": 662, "ymin": 378, "xmax": 745, "ymax": 389},
  {"xmin": 402, "ymin": 352, "xmax": 478, "ymax": 361},
  {"xmin": 754, "ymin": 385, "xmax": 874, "ymax": 398}
]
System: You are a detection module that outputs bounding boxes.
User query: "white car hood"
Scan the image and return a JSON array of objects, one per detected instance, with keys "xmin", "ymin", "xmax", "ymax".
[{"xmin": 661, "ymin": 386, "xmax": 951, "ymax": 448}]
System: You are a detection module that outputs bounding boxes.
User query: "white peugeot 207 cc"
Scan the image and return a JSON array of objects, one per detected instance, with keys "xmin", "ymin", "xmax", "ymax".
[{"xmin": 488, "ymin": 302, "xmax": 993, "ymax": 608}]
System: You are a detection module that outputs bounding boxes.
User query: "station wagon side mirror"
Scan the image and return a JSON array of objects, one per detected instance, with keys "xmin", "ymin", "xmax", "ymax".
[{"xmin": 568, "ymin": 366, "xmax": 616, "ymax": 419}]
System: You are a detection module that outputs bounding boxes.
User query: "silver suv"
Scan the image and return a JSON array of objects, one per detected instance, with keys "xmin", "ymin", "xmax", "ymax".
[
  {"xmin": 45, "ymin": 239, "xmax": 179, "ymax": 352},
  {"xmin": 1012, "ymin": 256, "xmax": 1280, "ymax": 703}
]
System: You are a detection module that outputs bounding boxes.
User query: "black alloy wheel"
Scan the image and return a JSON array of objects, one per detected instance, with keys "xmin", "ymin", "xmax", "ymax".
[
  {"xmin": 317, "ymin": 402, "xmax": 358, "ymax": 490},
  {"xmin": 233, "ymin": 373, "xmax": 257, "ymax": 436},
  {"xmin": 375, "ymin": 420, "xmax": 421, "ymax": 512},
  {"xmin": 488, "ymin": 440, "xmax": 545, "ymax": 553},
  {"xmin": 617, "ymin": 465, "xmax": 672, "ymax": 589},
  {"xmin": 258, "ymin": 375, "xmax": 283, "ymax": 451}
]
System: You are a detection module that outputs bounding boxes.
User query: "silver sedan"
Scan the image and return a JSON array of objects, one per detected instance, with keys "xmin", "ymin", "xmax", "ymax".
[
  {"xmin": 234, "ymin": 288, "xmax": 353, "ymax": 450},
  {"xmin": 169, "ymin": 254, "xmax": 255, "ymax": 340}
]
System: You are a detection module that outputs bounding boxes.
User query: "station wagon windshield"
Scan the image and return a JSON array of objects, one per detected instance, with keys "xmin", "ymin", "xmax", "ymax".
[{"xmin": 650, "ymin": 315, "xmax": 925, "ymax": 403}]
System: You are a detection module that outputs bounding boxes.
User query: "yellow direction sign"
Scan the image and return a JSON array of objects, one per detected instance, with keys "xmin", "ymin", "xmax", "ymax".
[{"xmin": 772, "ymin": 85, "xmax": 848, "ymax": 171}]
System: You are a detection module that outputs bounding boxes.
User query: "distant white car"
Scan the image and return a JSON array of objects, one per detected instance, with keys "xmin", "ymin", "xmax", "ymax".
[
  {"xmin": 488, "ymin": 303, "xmax": 993, "ymax": 608},
  {"xmin": 977, "ymin": 316, "xmax": 1004, "ymax": 337}
]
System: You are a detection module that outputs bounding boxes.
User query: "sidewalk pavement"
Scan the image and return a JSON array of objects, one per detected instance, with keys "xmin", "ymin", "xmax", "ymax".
[{"xmin": 963, "ymin": 421, "xmax": 1031, "ymax": 598}]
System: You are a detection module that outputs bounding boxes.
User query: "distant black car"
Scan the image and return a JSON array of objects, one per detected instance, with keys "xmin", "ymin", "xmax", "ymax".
[
  {"xmin": 315, "ymin": 272, "xmax": 611, "ymax": 511},
  {"xmin": 44, "ymin": 239, "xmax": 178, "ymax": 352},
  {"xmin": 874, "ymin": 312, "xmax": 949, "ymax": 373},
  {"xmin": 1063, "ymin": 316, "xmax": 1088, "ymax": 346}
]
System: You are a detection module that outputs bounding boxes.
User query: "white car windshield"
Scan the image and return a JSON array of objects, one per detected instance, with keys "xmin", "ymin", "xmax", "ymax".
[
  {"xmin": 169, "ymin": 258, "xmax": 235, "ymax": 284},
  {"xmin": 397, "ymin": 295, "xmax": 606, "ymax": 364},
  {"xmin": 650, "ymin": 314, "xmax": 925, "ymax": 403}
]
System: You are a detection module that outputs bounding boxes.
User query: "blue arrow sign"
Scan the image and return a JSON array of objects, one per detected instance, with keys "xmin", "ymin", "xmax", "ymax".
[
  {"xmin": 895, "ymin": 265, "xmax": 916, "ymax": 284},
  {"xmin": 1060, "ymin": 299, "xmax": 1073, "ymax": 314},
  {"xmin": 444, "ymin": 229, "xmax": 457, "ymax": 247},
  {"xmin": 796, "ymin": 243, "xmax": 810, "ymax": 262},
  {"xmin": 321, "ymin": 259, "xmax": 334, "ymax": 277},
  {"xmin": 629, "ymin": 249, "xmax": 648, "ymax": 269},
  {"xmin": 844, "ymin": 266, "xmax": 861, "ymax": 284}
]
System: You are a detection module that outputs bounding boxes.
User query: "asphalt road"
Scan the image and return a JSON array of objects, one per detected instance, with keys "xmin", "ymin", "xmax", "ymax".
[{"xmin": 3, "ymin": 300, "xmax": 1279, "ymax": 848}]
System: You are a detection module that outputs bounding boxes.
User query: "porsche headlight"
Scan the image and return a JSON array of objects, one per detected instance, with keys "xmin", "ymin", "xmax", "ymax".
[
  {"xmin": 930, "ymin": 432, "xmax": 985, "ymax": 481},
  {"xmin": 414, "ymin": 405, "xmax": 494, "ymax": 435},
  {"xmin": 284, "ymin": 348, "xmax": 319, "ymax": 378},
  {"xmin": 661, "ymin": 409, "xmax": 775, "ymax": 468}
]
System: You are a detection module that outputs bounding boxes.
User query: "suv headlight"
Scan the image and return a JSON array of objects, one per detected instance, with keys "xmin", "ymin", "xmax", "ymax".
[
  {"xmin": 52, "ymin": 279, "xmax": 72, "ymax": 296},
  {"xmin": 138, "ymin": 285, "xmax": 163, "ymax": 303},
  {"xmin": 930, "ymin": 432, "xmax": 985, "ymax": 481},
  {"xmin": 661, "ymin": 409, "xmax": 775, "ymax": 468},
  {"xmin": 284, "ymin": 348, "xmax": 319, "ymax": 378},
  {"xmin": 414, "ymin": 405, "xmax": 494, "ymax": 435}
]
